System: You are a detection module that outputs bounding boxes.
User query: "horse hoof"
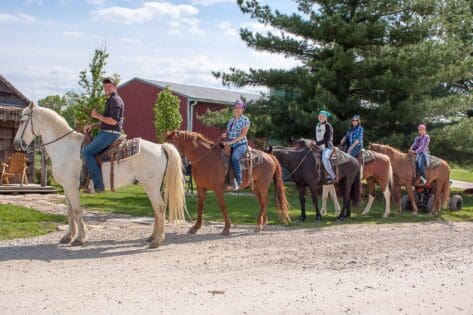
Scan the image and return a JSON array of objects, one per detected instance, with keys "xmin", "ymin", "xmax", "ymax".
[
  {"xmin": 255, "ymin": 225, "xmax": 263, "ymax": 233},
  {"xmin": 71, "ymin": 239, "xmax": 84, "ymax": 246},
  {"xmin": 221, "ymin": 228, "xmax": 231, "ymax": 236},
  {"xmin": 315, "ymin": 215, "xmax": 322, "ymax": 222},
  {"xmin": 382, "ymin": 214, "xmax": 389, "ymax": 219},
  {"xmin": 187, "ymin": 227, "xmax": 198, "ymax": 234},
  {"xmin": 146, "ymin": 235, "xmax": 155, "ymax": 242},
  {"xmin": 59, "ymin": 236, "xmax": 72, "ymax": 244},
  {"xmin": 149, "ymin": 241, "xmax": 160, "ymax": 249},
  {"xmin": 297, "ymin": 216, "xmax": 306, "ymax": 222},
  {"xmin": 337, "ymin": 215, "xmax": 346, "ymax": 222},
  {"xmin": 361, "ymin": 211, "xmax": 369, "ymax": 216}
]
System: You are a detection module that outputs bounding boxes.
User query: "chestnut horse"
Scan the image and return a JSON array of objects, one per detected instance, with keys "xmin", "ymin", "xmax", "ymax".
[
  {"xmin": 359, "ymin": 152, "xmax": 394, "ymax": 218},
  {"xmin": 165, "ymin": 130, "xmax": 290, "ymax": 234},
  {"xmin": 369, "ymin": 143, "xmax": 450, "ymax": 214}
]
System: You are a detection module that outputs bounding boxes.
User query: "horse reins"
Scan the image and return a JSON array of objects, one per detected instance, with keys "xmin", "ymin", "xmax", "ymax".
[
  {"xmin": 188, "ymin": 142, "xmax": 220, "ymax": 166},
  {"xmin": 19, "ymin": 110, "xmax": 75, "ymax": 151},
  {"xmin": 282, "ymin": 149, "xmax": 312, "ymax": 181}
]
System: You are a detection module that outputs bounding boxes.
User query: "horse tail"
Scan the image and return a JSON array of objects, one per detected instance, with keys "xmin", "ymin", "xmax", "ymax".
[
  {"xmin": 350, "ymin": 167, "xmax": 362, "ymax": 207},
  {"xmin": 270, "ymin": 154, "xmax": 291, "ymax": 224},
  {"xmin": 161, "ymin": 143, "xmax": 186, "ymax": 223},
  {"xmin": 387, "ymin": 160, "xmax": 394, "ymax": 196}
]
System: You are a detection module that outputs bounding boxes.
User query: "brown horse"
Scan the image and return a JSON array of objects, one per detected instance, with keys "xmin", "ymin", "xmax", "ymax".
[
  {"xmin": 359, "ymin": 152, "xmax": 394, "ymax": 218},
  {"xmin": 165, "ymin": 130, "xmax": 290, "ymax": 234},
  {"xmin": 369, "ymin": 143, "xmax": 450, "ymax": 214}
]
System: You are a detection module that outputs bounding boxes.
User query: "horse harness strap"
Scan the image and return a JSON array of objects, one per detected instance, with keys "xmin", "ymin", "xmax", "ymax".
[
  {"xmin": 282, "ymin": 149, "xmax": 312, "ymax": 181},
  {"xmin": 189, "ymin": 142, "xmax": 219, "ymax": 166}
]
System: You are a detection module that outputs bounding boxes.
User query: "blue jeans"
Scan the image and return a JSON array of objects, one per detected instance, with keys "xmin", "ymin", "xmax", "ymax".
[
  {"xmin": 83, "ymin": 131, "xmax": 121, "ymax": 190},
  {"xmin": 231, "ymin": 143, "xmax": 247, "ymax": 184},
  {"xmin": 322, "ymin": 148, "xmax": 335, "ymax": 179},
  {"xmin": 348, "ymin": 145, "xmax": 362, "ymax": 158},
  {"xmin": 416, "ymin": 151, "xmax": 430, "ymax": 179}
]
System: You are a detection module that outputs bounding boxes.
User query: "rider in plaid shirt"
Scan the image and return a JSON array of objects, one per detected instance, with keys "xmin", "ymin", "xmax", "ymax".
[
  {"xmin": 341, "ymin": 115, "xmax": 364, "ymax": 157},
  {"xmin": 223, "ymin": 100, "xmax": 250, "ymax": 190}
]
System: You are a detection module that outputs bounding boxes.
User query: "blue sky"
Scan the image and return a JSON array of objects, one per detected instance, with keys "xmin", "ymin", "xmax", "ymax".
[{"xmin": 0, "ymin": 0, "xmax": 301, "ymax": 101}]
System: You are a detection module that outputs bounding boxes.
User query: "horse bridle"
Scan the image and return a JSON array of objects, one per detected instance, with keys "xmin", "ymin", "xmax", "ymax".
[{"xmin": 17, "ymin": 109, "xmax": 74, "ymax": 153}]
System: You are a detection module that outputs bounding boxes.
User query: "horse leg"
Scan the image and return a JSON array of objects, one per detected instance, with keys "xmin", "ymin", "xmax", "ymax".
[
  {"xmin": 143, "ymin": 187, "xmax": 166, "ymax": 248},
  {"xmin": 215, "ymin": 187, "xmax": 232, "ymax": 235},
  {"xmin": 321, "ymin": 185, "xmax": 329, "ymax": 215},
  {"xmin": 296, "ymin": 184, "xmax": 307, "ymax": 221},
  {"xmin": 188, "ymin": 186, "xmax": 207, "ymax": 234},
  {"xmin": 382, "ymin": 182, "xmax": 391, "ymax": 218},
  {"xmin": 65, "ymin": 189, "xmax": 86, "ymax": 246},
  {"xmin": 393, "ymin": 182, "xmax": 401, "ymax": 213},
  {"xmin": 406, "ymin": 186, "xmax": 418, "ymax": 215},
  {"xmin": 361, "ymin": 179, "xmax": 376, "ymax": 216},
  {"xmin": 329, "ymin": 184, "xmax": 341, "ymax": 216},
  {"xmin": 338, "ymin": 180, "xmax": 350, "ymax": 222},
  {"xmin": 254, "ymin": 184, "xmax": 266, "ymax": 233},
  {"xmin": 59, "ymin": 196, "xmax": 77, "ymax": 244},
  {"xmin": 309, "ymin": 185, "xmax": 321, "ymax": 221}
]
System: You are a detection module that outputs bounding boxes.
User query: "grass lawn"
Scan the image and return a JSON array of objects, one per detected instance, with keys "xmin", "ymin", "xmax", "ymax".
[
  {"xmin": 0, "ymin": 204, "xmax": 66, "ymax": 240},
  {"xmin": 450, "ymin": 168, "xmax": 473, "ymax": 183},
  {"xmin": 80, "ymin": 183, "xmax": 473, "ymax": 227}
]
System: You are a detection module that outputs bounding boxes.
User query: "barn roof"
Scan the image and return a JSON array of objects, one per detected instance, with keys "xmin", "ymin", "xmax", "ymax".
[
  {"xmin": 124, "ymin": 77, "xmax": 261, "ymax": 105},
  {"xmin": 0, "ymin": 74, "xmax": 30, "ymax": 106}
]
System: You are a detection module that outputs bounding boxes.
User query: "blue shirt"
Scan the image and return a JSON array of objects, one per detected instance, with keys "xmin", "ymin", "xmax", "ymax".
[
  {"xmin": 347, "ymin": 125, "xmax": 364, "ymax": 148},
  {"xmin": 226, "ymin": 115, "xmax": 250, "ymax": 147}
]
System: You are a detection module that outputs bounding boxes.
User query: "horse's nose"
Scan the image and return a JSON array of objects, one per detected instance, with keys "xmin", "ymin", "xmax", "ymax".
[{"xmin": 13, "ymin": 139, "xmax": 23, "ymax": 151}]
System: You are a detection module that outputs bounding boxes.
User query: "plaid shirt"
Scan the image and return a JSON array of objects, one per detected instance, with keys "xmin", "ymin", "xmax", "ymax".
[
  {"xmin": 347, "ymin": 125, "xmax": 364, "ymax": 148},
  {"xmin": 411, "ymin": 134, "xmax": 430, "ymax": 154},
  {"xmin": 226, "ymin": 115, "xmax": 250, "ymax": 147}
]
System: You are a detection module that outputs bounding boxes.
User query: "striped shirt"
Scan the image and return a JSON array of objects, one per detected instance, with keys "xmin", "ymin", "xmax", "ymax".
[
  {"xmin": 411, "ymin": 134, "xmax": 430, "ymax": 154},
  {"xmin": 226, "ymin": 115, "xmax": 250, "ymax": 147}
]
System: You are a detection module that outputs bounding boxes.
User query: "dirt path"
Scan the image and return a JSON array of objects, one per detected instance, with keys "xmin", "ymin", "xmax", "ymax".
[{"xmin": 1, "ymin": 195, "xmax": 473, "ymax": 314}]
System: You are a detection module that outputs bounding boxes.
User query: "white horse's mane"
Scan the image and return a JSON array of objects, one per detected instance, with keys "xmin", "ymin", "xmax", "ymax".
[{"xmin": 34, "ymin": 106, "xmax": 74, "ymax": 134}]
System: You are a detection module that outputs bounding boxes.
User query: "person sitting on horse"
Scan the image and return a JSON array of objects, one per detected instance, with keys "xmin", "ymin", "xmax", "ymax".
[
  {"xmin": 315, "ymin": 110, "xmax": 336, "ymax": 184},
  {"xmin": 82, "ymin": 77, "xmax": 124, "ymax": 193},
  {"xmin": 409, "ymin": 124, "xmax": 430, "ymax": 185},
  {"xmin": 340, "ymin": 115, "xmax": 364, "ymax": 158},
  {"xmin": 222, "ymin": 100, "xmax": 250, "ymax": 191}
]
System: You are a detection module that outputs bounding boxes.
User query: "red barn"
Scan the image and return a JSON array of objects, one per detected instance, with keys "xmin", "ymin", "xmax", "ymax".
[{"xmin": 118, "ymin": 78, "xmax": 260, "ymax": 142}]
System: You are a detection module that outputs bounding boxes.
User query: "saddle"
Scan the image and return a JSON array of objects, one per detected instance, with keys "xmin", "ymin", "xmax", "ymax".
[
  {"xmin": 329, "ymin": 147, "xmax": 351, "ymax": 167},
  {"xmin": 81, "ymin": 133, "xmax": 141, "ymax": 192},
  {"xmin": 221, "ymin": 144, "xmax": 264, "ymax": 188}
]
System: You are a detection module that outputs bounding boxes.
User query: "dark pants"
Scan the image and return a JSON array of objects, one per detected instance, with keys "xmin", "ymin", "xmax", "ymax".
[
  {"xmin": 348, "ymin": 145, "xmax": 362, "ymax": 158},
  {"xmin": 83, "ymin": 131, "xmax": 120, "ymax": 190}
]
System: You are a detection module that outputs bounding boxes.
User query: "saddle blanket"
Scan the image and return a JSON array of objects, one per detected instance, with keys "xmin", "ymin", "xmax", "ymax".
[
  {"xmin": 360, "ymin": 149, "xmax": 376, "ymax": 163},
  {"xmin": 429, "ymin": 155, "xmax": 442, "ymax": 168},
  {"xmin": 101, "ymin": 137, "xmax": 141, "ymax": 162},
  {"xmin": 330, "ymin": 148, "xmax": 352, "ymax": 167}
]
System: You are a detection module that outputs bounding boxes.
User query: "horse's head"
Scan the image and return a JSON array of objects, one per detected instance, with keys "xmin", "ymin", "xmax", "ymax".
[{"xmin": 13, "ymin": 102, "xmax": 36, "ymax": 152}]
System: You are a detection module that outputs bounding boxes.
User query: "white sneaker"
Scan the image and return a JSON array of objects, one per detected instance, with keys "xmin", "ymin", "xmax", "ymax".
[
  {"xmin": 233, "ymin": 178, "xmax": 240, "ymax": 191},
  {"xmin": 420, "ymin": 177, "xmax": 427, "ymax": 185}
]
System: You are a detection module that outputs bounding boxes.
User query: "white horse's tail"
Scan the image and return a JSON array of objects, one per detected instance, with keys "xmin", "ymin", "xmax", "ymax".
[
  {"xmin": 161, "ymin": 143, "xmax": 186, "ymax": 223},
  {"xmin": 387, "ymin": 160, "xmax": 394, "ymax": 196}
]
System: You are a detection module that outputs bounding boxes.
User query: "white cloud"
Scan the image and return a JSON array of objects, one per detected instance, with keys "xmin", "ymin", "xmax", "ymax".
[
  {"xmin": 92, "ymin": 2, "xmax": 204, "ymax": 34},
  {"xmin": 119, "ymin": 37, "xmax": 142, "ymax": 44},
  {"xmin": 87, "ymin": 0, "xmax": 106, "ymax": 4},
  {"xmin": 242, "ymin": 22, "xmax": 276, "ymax": 33},
  {"xmin": 218, "ymin": 21, "xmax": 237, "ymax": 36},
  {"xmin": 0, "ymin": 12, "xmax": 36, "ymax": 23},
  {"xmin": 191, "ymin": 0, "xmax": 232, "ymax": 6},
  {"xmin": 62, "ymin": 31, "xmax": 86, "ymax": 37}
]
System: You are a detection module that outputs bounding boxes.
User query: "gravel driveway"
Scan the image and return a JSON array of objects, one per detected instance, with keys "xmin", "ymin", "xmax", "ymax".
[{"xmin": 1, "ymin": 194, "xmax": 472, "ymax": 314}]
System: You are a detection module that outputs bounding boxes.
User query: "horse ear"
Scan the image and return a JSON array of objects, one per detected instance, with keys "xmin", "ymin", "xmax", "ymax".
[{"xmin": 29, "ymin": 102, "xmax": 36, "ymax": 109}]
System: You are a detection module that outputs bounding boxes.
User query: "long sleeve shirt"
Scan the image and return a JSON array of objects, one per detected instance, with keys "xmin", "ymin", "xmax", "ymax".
[
  {"xmin": 410, "ymin": 134, "xmax": 430, "ymax": 154},
  {"xmin": 347, "ymin": 125, "xmax": 364, "ymax": 148},
  {"xmin": 314, "ymin": 122, "xmax": 333, "ymax": 150}
]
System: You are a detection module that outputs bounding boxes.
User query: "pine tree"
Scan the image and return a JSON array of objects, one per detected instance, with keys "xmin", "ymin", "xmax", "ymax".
[
  {"xmin": 214, "ymin": 0, "xmax": 473, "ymax": 147},
  {"xmin": 154, "ymin": 87, "xmax": 183, "ymax": 143}
]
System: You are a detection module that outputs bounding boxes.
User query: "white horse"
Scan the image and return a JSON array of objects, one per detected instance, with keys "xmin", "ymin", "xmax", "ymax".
[{"xmin": 13, "ymin": 103, "xmax": 186, "ymax": 248}]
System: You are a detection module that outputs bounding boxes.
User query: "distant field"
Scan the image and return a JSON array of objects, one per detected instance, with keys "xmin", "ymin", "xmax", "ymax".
[{"xmin": 450, "ymin": 168, "xmax": 473, "ymax": 182}]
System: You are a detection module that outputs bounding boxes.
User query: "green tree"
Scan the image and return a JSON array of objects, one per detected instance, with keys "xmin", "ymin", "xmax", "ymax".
[
  {"xmin": 153, "ymin": 87, "xmax": 182, "ymax": 143},
  {"xmin": 214, "ymin": 0, "xmax": 473, "ymax": 147},
  {"xmin": 63, "ymin": 47, "xmax": 120, "ymax": 128},
  {"xmin": 37, "ymin": 95, "xmax": 68, "ymax": 114}
]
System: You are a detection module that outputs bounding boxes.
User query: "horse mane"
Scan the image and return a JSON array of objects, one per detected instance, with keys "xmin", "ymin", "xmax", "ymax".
[
  {"xmin": 175, "ymin": 130, "xmax": 215, "ymax": 145},
  {"xmin": 372, "ymin": 143, "xmax": 406, "ymax": 156},
  {"xmin": 35, "ymin": 106, "xmax": 73, "ymax": 134}
]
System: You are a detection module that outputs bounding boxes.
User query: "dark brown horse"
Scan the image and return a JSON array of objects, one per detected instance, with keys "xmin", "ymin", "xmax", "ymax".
[
  {"xmin": 165, "ymin": 130, "xmax": 290, "ymax": 234},
  {"xmin": 369, "ymin": 143, "xmax": 450, "ymax": 214},
  {"xmin": 270, "ymin": 143, "xmax": 361, "ymax": 222}
]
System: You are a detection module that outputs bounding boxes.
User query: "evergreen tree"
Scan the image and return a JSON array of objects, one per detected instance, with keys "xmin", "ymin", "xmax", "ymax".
[
  {"xmin": 153, "ymin": 87, "xmax": 183, "ymax": 143},
  {"xmin": 214, "ymin": 0, "xmax": 473, "ymax": 147}
]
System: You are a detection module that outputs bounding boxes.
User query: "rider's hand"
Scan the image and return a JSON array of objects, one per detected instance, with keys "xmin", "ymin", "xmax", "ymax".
[
  {"xmin": 91, "ymin": 109, "xmax": 100, "ymax": 120},
  {"xmin": 83, "ymin": 125, "xmax": 92, "ymax": 133},
  {"xmin": 409, "ymin": 149, "xmax": 415, "ymax": 154},
  {"xmin": 221, "ymin": 132, "xmax": 227, "ymax": 138}
]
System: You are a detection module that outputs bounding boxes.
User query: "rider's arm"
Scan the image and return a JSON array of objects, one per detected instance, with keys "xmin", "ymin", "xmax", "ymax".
[{"xmin": 228, "ymin": 126, "xmax": 249, "ymax": 145}]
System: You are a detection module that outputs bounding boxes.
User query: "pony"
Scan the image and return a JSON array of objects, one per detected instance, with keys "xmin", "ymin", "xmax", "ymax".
[
  {"xmin": 359, "ymin": 151, "xmax": 394, "ymax": 218},
  {"xmin": 165, "ymin": 130, "xmax": 290, "ymax": 234},
  {"xmin": 268, "ymin": 145, "xmax": 341, "ymax": 221},
  {"xmin": 13, "ymin": 103, "xmax": 186, "ymax": 248},
  {"xmin": 369, "ymin": 143, "xmax": 450, "ymax": 214}
]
